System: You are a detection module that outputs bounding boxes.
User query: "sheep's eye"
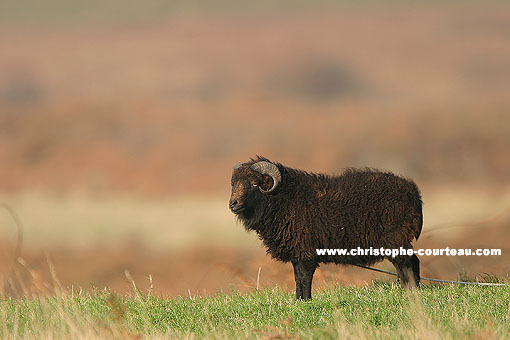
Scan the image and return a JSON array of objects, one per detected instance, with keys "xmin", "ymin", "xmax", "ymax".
[{"xmin": 252, "ymin": 183, "xmax": 258, "ymax": 187}]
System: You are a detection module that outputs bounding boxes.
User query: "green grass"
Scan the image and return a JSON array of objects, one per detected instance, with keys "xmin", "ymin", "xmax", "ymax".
[{"xmin": 2, "ymin": 282, "xmax": 510, "ymax": 339}]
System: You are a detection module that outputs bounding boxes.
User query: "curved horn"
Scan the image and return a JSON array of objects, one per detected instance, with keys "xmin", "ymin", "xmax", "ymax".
[{"xmin": 250, "ymin": 161, "xmax": 281, "ymax": 193}]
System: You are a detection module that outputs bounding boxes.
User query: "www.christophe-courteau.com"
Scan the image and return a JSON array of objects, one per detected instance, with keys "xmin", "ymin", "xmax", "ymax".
[{"xmin": 316, "ymin": 247, "xmax": 502, "ymax": 258}]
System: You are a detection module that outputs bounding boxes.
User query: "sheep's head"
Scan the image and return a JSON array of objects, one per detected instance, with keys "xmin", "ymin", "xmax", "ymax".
[{"xmin": 229, "ymin": 160, "xmax": 281, "ymax": 215}]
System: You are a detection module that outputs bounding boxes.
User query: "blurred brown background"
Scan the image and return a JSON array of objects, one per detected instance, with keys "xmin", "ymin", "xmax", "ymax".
[{"xmin": 1, "ymin": 0, "xmax": 509, "ymax": 296}]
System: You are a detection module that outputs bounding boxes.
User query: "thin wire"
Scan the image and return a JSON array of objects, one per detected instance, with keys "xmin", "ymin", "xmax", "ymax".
[{"xmin": 354, "ymin": 264, "xmax": 507, "ymax": 286}]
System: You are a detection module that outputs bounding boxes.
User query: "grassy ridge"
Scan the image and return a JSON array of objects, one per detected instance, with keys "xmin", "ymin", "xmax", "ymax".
[{"xmin": 2, "ymin": 283, "xmax": 510, "ymax": 339}]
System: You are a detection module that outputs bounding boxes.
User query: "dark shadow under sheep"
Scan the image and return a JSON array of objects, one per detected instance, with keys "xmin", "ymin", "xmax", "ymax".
[{"xmin": 229, "ymin": 156, "xmax": 422, "ymax": 300}]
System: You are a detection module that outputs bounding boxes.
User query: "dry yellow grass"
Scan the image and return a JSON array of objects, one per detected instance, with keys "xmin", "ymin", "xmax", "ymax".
[{"xmin": 1, "ymin": 187, "xmax": 509, "ymax": 250}]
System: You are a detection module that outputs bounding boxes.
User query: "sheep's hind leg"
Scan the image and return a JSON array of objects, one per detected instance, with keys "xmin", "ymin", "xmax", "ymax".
[
  {"xmin": 292, "ymin": 260, "xmax": 317, "ymax": 300},
  {"xmin": 390, "ymin": 255, "xmax": 420, "ymax": 288},
  {"xmin": 410, "ymin": 254, "xmax": 420, "ymax": 287}
]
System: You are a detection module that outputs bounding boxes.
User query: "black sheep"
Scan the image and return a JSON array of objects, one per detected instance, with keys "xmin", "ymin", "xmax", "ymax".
[{"xmin": 229, "ymin": 156, "xmax": 423, "ymax": 300}]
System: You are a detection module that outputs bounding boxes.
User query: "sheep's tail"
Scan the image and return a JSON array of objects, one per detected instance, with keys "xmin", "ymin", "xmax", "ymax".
[
  {"xmin": 411, "ymin": 182, "xmax": 423, "ymax": 240},
  {"xmin": 414, "ymin": 209, "xmax": 423, "ymax": 240}
]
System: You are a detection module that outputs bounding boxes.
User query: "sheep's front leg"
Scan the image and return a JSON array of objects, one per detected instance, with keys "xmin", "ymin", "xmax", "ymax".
[
  {"xmin": 292, "ymin": 261, "xmax": 304, "ymax": 300},
  {"xmin": 292, "ymin": 260, "xmax": 317, "ymax": 300}
]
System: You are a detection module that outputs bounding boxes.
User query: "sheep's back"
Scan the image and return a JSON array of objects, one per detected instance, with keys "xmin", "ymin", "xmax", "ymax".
[{"xmin": 314, "ymin": 169, "xmax": 422, "ymax": 252}]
